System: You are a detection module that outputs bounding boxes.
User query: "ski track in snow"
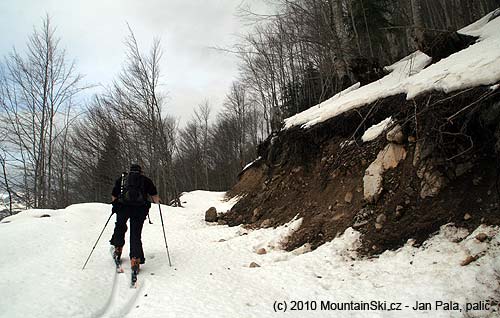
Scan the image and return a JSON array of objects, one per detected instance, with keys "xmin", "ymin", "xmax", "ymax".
[
  {"xmin": 1, "ymin": 191, "xmax": 499, "ymax": 318},
  {"xmin": 93, "ymin": 267, "xmax": 146, "ymax": 318}
]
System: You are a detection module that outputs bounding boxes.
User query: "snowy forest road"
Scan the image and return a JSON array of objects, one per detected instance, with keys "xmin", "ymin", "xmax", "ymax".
[{"xmin": 1, "ymin": 191, "xmax": 499, "ymax": 318}]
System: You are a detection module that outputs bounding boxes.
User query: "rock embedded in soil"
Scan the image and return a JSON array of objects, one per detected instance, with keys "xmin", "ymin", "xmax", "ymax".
[
  {"xmin": 260, "ymin": 219, "xmax": 272, "ymax": 228},
  {"xmin": 251, "ymin": 207, "xmax": 263, "ymax": 222},
  {"xmin": 249, "ymin": 262, "xmax": 261, "ymax": 268},
  {"xmin": 256, "ymin": 248, "xmax": 267, "ymax": 255},
  {"xmin": 460, "ymin": 255, "xmax": 477, "ymax": 266},
  {"xmin": 376, "ymin": 213, "xmax": 387, "ymax": 224},
  {"xmin": 344, "ymin": 191, "xmax": 353, "ymax": 204},
  {"xmin": 475, "ymin": 233, "xmax": 488, "ymax": 242},
  {"xmin": 363, "ymin": 144, "xmax": 407, "ymax": 203},
  {"xmin": 205, "ymin": 207, "xmax": 218, "ymax": 222},
  {"xmin": 386, "ymin": 125, "xmax": 405, "ymax": 144}
]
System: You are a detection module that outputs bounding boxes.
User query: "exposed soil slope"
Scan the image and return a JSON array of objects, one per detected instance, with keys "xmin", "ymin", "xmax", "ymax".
[{"xmin": 224, "ymin": 86, "xmax": 500, "ymax": 255}]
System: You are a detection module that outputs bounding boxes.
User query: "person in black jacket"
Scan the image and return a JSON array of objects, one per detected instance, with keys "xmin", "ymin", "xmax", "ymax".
[{"xmin": 110, "ymin": 164, "xmax": 160, "ymax": 272}]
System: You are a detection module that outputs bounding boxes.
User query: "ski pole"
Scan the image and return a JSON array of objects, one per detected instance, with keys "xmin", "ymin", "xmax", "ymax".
[
  {"xmin": 158, "ymin": 203, "xmax": 172, "ymax": 266},
  {"xmin": 82, "ymin": 210, "xmax": 114, "ymax": 270}
]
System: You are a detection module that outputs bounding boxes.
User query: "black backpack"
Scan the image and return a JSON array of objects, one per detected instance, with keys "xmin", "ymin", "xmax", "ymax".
[{"xmin": 119, "ymin": 172, "xmax": 146, "ymax": 206}]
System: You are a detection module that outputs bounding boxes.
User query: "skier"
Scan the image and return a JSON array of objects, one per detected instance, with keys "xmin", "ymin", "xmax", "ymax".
[{"xmin": 110, "ymin": 164, "xmax": 160, "ymax": 277}]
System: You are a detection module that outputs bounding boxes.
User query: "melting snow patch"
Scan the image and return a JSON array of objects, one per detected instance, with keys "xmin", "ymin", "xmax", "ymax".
[
  {"xmin": 361, "ymin": 116, "xmax": 393, "ymax": 142},
  {"xmin": 241, "ymin": 156, "xmax": 262, "ymax": 173},
  {"xmin": 251, "ymin": 217, "xmax": 303, "ymax": 252}
]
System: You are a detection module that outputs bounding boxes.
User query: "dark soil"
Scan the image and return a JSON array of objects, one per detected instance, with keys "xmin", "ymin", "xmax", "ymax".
[{"xmin": 222, "ymin": 83, "xmax": 500, "ymax": 256}]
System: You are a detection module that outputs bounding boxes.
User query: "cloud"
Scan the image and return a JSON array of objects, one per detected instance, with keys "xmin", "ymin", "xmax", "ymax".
[{"xmin": 0, "ymin": 0, "xmax": 268, "ymax": 124}]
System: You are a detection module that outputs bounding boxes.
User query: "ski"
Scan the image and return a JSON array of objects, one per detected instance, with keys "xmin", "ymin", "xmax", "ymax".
[
  {"xmin": 130, "ymin": 269, "xmax": 139, "ymax": 288},
  {"xmin": 110, "ymin": 247, "xmax": 124, "ymax": 274}
]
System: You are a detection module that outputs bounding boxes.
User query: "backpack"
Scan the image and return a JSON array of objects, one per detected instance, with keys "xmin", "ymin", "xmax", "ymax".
[{"xmin": 119, "ymin": 172, "xmax": 146, "ymax": 206}]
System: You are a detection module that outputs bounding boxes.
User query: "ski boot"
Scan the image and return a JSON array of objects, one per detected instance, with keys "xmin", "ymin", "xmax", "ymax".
[{"xmin": 131, "ymin": 257, "xmax": 140, "ymax": 288}]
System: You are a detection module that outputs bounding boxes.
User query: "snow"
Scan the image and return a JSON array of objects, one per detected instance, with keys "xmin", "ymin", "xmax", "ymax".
[
  {"xmin": 284, "ymin": 12, "xmax": 500, "ymax": 130},
  {"xmin": 284, "ymin": 52, "xmax": 430, "ymax": 130},
  {"xmin": 361, "ymin": 117, "xmax": 393, "ymax": 142},
  {"xmin": 1, "ymin": 191, "xmax": 499, "ymax": 317},
  {"xmin": 242, "ymin": 156, "xmax": 262, "ymax": 173}
]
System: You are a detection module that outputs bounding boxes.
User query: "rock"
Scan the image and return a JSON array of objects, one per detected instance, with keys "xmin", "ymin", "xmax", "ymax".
[
  {"xmin": 472, "ymin": 177, "xmax": 482, "ymax": 186},
  {"xmin": 40, "ymin": 214, "xmax": 51, "ymax": 218},
  {"xmin": 217, "ymin": 219, "xmax": 227, "ymax": 225},
  {"xmin": 375, "ymin": 223, "xmax": 383, "ymax": 230},
  {"xmin": 292, "ymin": 167, "xmax": 303, "ymax": 174},
  {"xmin": 455, "ymin": 162, "xmax": 474, "ymax": 177},
  {"xmin": 251, "ymin": 207, "xmax": 263, "ymax": 222},
  {"xmin": 253, "ymin": 208, "xmax": 262, "ymax": 218},
  {"xmin": 256, "ymin": 248, "xmax": 267, "ymax": 255},
  {"xmin": 353, "ymin": 220, "xmax": 368, "ymax": 228},
  {"xmin": 260, "ymin": 219, "xmax": 272, "ymax": 228},
  {"xmin": 344, "ymin": 191, "xmax": 353, "ymax": 204},
  {"xmin": 386, "ymin": 125, "xmax": 405, "ymax": 144},
  {"xmin": 249, "ymin": 262, "xmax": 261, "ymax": 268},
  {"xmin": 395, "ymin": 205, "xmax": 404, "ymax": 218},
  {"xmin": 363, "ymin": 144, "xmax": 407, "ymax": 203},
  {"xmin": 418, "ymin": 164, "xmax": 446, "ymax": 198},
  {"xmin": 332, "ymin": 212, "xmax": 344, "ymax": 221},
  {"xmin": 353, "ymin": 208, "xmax": 373, "ymax": 228},
  {"xmin": 218, "ymin": 239, "xmax": 226, "ymax": 242},
  {"xmin": 413, "ymin": 143, "xmax": 421, "ymax": 167},
  {"xmin": 404, "ymin": 187, "xmax": 415, "ymax": 196},
  {"xmin": 460, "ymin": 255, "xmax": 477, "ymax": 266},
  {"xmin": 376, "ymin": 213, "xmax": 387, "ymax": 224},
  {"xmin": 463, "ymin": 213, "xmax": 472, "ymax": 221},
  {"xmin": 475, "ymin": 233, "xmax": 488, "ymax": 242},
  {"xmin": 205, "ymin": 207, "xmax": 218, "ymax": 222}
]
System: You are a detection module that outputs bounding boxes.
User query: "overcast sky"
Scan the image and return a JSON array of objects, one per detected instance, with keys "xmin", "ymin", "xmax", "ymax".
[{"xmin": 0, "ymin": 0, "xmax": 269, "ymax": 125}]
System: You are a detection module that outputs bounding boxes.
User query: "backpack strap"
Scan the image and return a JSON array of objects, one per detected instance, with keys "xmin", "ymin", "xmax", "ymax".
[{"xmin": 119, "ymin": 172, "xmax": 127, "ymax": 198}]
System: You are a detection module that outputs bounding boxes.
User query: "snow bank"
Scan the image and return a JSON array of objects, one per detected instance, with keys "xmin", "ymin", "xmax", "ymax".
[
  {"xmin": 284, "ymin": 12, "xmax": 500, "ymax": 130},
  {"xmin": 284, "ymin": 52, "xmax": 430, "ymax": 130}
]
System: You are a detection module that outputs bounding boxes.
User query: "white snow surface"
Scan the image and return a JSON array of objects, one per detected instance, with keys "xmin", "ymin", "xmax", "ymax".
[
  {"xmin": 284, "ymin": 11, "xmax": 500, "ymax": 130},
  {"xmin": 1, "ymin": 191, "xmax": 499, "ymax": 317},
  {"xmin": 242, "ymin": 156, "xmax": 262, "ymax": 173},
  {"xmin": 361, "ymin": 117, "xmax": 393, "ymax": 142}
]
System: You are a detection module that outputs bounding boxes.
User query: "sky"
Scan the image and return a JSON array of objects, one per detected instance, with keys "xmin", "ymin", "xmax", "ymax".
[{"xmin": 0, "ymin": 0, "xmax": 269, "ymax": 125}]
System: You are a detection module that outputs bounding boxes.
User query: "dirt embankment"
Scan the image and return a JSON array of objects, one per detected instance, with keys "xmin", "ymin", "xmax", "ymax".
[{"xmin": 223, "ymin": 84, "xmax": 500, "ymax": 255}]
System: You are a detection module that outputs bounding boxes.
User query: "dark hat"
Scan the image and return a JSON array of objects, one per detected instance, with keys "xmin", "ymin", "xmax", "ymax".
[{"xmin": 130, "ymin": 164, "xmax": 142, "ymax": 172}]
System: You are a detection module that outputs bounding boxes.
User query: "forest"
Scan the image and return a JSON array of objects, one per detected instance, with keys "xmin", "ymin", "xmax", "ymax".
[{"xmin": 0, "ymin": 0, "xmax": 498, "ymax": 212}]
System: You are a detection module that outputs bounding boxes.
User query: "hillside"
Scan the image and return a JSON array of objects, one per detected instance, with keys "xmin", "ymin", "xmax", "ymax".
[{"xmin": 223, "ymin": 10, "xmax": 500, "ymax": 256}]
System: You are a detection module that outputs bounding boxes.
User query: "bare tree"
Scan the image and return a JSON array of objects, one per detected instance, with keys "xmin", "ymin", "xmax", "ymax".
[{"xmin": 0, "ymin": 15, "xmax": 84, "ymax": 208}]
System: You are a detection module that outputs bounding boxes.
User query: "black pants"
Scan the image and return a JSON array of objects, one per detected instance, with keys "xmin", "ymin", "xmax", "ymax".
[{"xmin": 109, "ymin": 205, "xmax": 148, "ymax": 260}]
